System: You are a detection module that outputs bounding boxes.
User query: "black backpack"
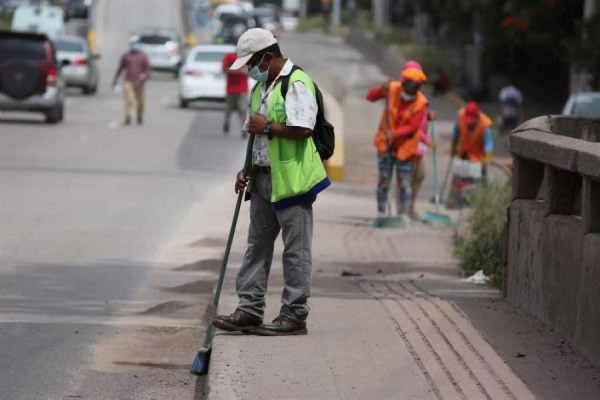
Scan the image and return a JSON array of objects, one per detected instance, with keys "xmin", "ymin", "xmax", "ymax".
[{"xmin": 280, "ymin": 66, "xmax": 335, "ymax": 161}]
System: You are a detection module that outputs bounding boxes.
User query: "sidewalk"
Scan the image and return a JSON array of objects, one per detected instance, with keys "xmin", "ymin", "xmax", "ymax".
[
  {"xmin": 206, "ymin": 32, "xmax": 600, "ymax": 399},
  {"xmin": 208, "ymin": 190, "xmax": 533, "ymax": 399}
]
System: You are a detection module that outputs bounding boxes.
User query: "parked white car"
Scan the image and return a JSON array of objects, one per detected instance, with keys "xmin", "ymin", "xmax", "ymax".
[
  {"xmin": 11, "ymin": 4, "xmax": 65, "ymax": 39},
  {"xmin": 178, "ymin": 45, "xmax": 253, "ymax": 108}
]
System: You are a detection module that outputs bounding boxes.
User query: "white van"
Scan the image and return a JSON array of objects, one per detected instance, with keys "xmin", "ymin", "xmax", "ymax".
[{"xmin": 11, "ymin": 5, "xmax": 65, "ymax": 39}]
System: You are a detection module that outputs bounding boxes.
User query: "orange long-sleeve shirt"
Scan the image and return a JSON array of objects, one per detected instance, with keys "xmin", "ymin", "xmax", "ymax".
[{"xmin": 366, "ymin": 85, "xmax": 426, "ymax": 139}]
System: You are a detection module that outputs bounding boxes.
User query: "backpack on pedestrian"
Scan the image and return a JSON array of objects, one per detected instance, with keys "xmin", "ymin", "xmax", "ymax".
[{"xmin": 280, "ymin": 66, "xmax": 335, "ymax": 161}]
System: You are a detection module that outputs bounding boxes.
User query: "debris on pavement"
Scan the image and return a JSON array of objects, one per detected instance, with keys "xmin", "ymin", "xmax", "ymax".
[
  {"xmin": 341, "ymin": 271, "xmax": 363, "ymax": 277},
  {"xmin": 461, "ymin": 270, "xmax": 489, "ymax": 285}
]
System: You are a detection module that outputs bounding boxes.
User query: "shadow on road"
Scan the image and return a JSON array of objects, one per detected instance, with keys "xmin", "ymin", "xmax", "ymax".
[{"xmin": 0, "ymin": 115, "xmax": 47, "ymax": 125}]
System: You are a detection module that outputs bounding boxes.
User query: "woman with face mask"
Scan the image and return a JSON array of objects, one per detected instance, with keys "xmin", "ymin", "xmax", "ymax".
[{"xmin": 366, "ymin": 67, "xmax": 429, "ymax": 224}]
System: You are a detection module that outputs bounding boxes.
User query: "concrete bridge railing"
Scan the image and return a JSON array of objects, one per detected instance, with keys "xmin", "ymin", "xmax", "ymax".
[{"xmin": 507, "ymin": 115, "xmax": 600, "ymax": 365}]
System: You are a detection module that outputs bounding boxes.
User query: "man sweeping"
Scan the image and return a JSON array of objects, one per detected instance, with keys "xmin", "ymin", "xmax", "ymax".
[
  {"xmin": 446, "ymin": 101, "xmax": 494, "ymax": 208},
  {"xmin": 451, "ymin": 101, "xmax": 494, "ymax": 175},
  {"xmin": 212, "ymin": 29, "xmax": 330, "ymax": 336},
  {"xmin": 366, "ymin": 67, "xmax": 429, "ymax": 224}
]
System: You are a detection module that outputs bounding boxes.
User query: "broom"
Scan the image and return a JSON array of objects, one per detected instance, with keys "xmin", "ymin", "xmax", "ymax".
[
  {"xmin": 422, "ymin": 120, "xmax": 453, "ymax": 226},
  {"xmin": 191, "ymin": 134, "xmax": 255, "ymax": 375}
]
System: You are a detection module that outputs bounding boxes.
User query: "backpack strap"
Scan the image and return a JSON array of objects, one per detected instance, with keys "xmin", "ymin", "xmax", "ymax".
[{"xmin": 280, "ymin": 65, "xmax": 302, "ymax": 100}]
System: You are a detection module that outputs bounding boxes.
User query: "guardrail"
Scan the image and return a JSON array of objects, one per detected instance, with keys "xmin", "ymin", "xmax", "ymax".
[{"xmin": 507, "ymin": 115, "xmax": 600, "ymax": 365}]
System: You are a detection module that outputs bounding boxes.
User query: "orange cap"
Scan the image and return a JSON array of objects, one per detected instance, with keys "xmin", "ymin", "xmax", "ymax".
[{"xmin": 401, "ymin": 67, "xmax": 427, "ymax": 83}]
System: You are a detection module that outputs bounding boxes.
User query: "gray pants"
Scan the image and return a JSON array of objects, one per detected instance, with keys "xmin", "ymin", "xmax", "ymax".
[{"xmin": 236, "ymin": 170, "xmax": 313, "ymax": 322}]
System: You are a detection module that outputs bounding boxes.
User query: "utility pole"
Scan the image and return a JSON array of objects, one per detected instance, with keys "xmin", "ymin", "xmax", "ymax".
[
  {"xmin": 301, "ymin": 0, "xmax": 307, "ymax": 19},
  {"xmin": 373, "ymin": 0, "xmax": 389, "ymax": 26},
  {"xmin": 584, "ymin": 0, "xmax": 597, "ymax": 19},
  {"xmin": 331, "ymin": 0, "xmax": 341, "ymax": 27}
]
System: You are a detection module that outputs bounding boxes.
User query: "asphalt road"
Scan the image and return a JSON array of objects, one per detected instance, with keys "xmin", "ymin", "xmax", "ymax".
[{"xmin": 0, "ymin": 1, "xmax": 245, "ymax": 398}]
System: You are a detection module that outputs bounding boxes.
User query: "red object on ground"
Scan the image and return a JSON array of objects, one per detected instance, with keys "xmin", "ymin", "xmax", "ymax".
[{"xmin": 222, "ymin": 52, "xmax": 248, "ymax": 95}]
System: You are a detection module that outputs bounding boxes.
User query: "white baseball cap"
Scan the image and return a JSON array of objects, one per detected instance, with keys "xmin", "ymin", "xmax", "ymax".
[{"xmin": 230, "ymin": 28, "xmax": 278, "ymax": 71}]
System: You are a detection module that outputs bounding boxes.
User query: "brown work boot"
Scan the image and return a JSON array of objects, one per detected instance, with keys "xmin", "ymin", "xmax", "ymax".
[
  {"xmin": 255, "ymin": 315, "xmax": 307, "ymax": 336},
  {"xmin": 212, "ymin": 309, "xmax": 262, "ymax": 333}
]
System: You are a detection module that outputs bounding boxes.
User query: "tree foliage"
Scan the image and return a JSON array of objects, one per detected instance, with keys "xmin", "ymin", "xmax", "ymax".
[{"xmin": 404, "ymin": 0, "xmax": 585, "ymax": 100}]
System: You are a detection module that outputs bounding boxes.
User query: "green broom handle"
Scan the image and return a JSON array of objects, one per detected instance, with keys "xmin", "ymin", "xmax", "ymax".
[
  {"xmin": 430, "ymin": 120, "xmax": 441, "ymax": 207},
  {"xmin": 203, "ymin": 134, "xmax": 255, "ymax": 348}
]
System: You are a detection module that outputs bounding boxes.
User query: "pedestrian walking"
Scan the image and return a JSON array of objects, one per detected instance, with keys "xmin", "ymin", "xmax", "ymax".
[
  {"xmin": 222, "ymin": 51, "xmax": 249, "ymax": 137},
  {"xmin": 498, "ymin": 82, "xmax": 523, "ymax": 133},
  {"xmin": 112, "ymin": 40, "xmax": 151, "ymax": 125},
  {"xmin": 366, "ymin": 67, "xmax": 429, "ymax": 224},
  {"xmin": 212, "ymin": 29, "xmax": 330, "ymax": 336}
]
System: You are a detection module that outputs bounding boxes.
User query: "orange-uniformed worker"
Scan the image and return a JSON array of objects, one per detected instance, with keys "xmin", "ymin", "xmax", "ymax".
[
  {"xmin": 366, "ymin": 67, "xmax": 429, "ymax": 222},
  {"xmin": 451, "ymin": 101, "xmax": 494, "ymax": 174}
]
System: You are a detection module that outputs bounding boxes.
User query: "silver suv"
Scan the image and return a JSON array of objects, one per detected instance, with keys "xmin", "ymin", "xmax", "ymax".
[{"xmin": 0, "ymin": 31, "xmax": 66, "ymax": 123}]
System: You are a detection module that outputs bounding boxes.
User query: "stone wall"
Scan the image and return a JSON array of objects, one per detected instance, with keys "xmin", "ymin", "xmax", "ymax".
[{"xmin": 507, "ymin": 115, "xmax": 600, "ymax": 365}]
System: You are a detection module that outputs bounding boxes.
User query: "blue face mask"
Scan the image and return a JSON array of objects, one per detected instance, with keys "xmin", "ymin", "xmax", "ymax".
[{"xmin": 248, "ymin": 54, "xmax": 270, "ymax": 83}]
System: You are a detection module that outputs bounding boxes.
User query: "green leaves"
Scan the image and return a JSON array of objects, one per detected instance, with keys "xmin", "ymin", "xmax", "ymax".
[{"xmin": 454, "ymin": 182, "xmax": 510, "ymax": 288}]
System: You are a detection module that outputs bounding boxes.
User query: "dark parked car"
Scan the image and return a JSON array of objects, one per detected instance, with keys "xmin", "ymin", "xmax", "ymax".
[
  {"xmin": 64, "ymin": 0, "xmax": 93, "ymax": 21},
  {"xmin": 0, "ymin": 30, "xmax": 67, "ymax": 123},
  {"xmin": 251, "ymin": 6, "xmax": 281, "ymax": 33},
  {"xmin": 216, "ymin": 13, "xmax": 250, "ymax": 45}
]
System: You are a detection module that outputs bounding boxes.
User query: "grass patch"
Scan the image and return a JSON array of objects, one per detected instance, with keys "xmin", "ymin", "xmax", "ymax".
[
  {"xmin": 372, "ymin": 25, "xmax": 411, "ymax": 45},
  {"xmin": 453, "ymin": 182, "xmax": 510, "ymax": 288},
  {"xmin": 296, "ymin": 15, "xmax": 326, "ymax": 32},
  {"xmin": 296, "ymin": 16, "xmax": 349, "ymax": 37},
  {"xmin": 0, "ymin": 9, "xmax": 13, "ymax": 30},
  {"xmin": 392, "ymin": 43, "xmax": 460, "ymax": 87}
]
